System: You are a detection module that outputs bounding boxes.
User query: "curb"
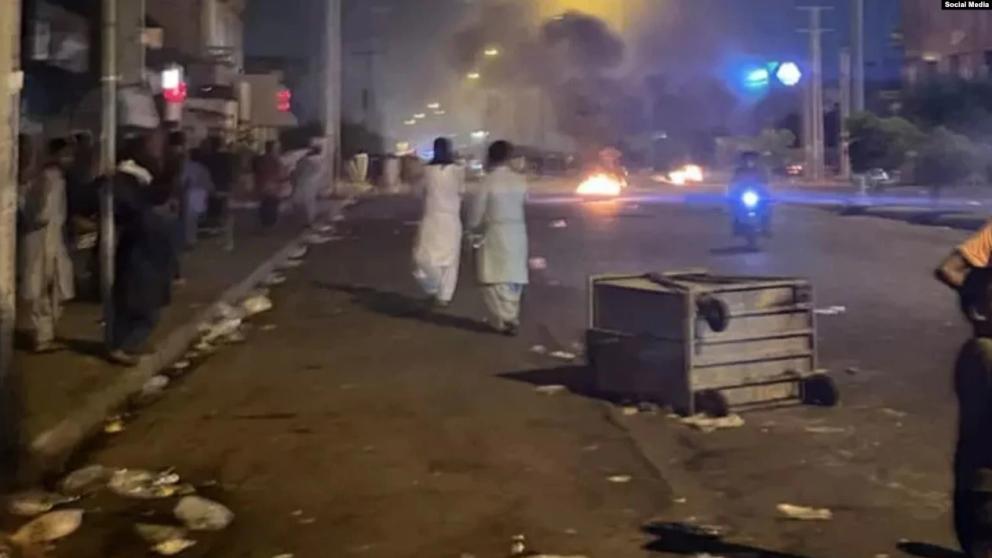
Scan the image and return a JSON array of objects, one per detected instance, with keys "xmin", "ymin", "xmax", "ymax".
[{"xmin": 24, "ymin": 231, "xmax": 312, "ymax": 480}]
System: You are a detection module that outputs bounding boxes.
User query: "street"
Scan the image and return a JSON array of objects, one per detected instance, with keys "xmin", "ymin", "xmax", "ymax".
[{"xmin": 51, "ymin": 194, "xmax": 974, "ymax": 557}]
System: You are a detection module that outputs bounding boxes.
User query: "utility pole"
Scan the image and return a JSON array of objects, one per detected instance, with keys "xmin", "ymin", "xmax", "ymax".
[
  {"xmin": 0, "ymin": 0, "xmax": 23, "ymax": 467},
  {"xmin": 799, "ymin": 6, "xmax": 832, "ymax": 182},
  {"xmin": 100, "ymin": 0, "xmax": 118, "ymax": 345},
  {"xmin": 325, "ymin": 0, "xmax": 342, "ymax": 191},
  {"xmin": 851, "ymin": 0, "xmax": 866, "ymax": 112},
  {"xmin": 840, "ymin": 47, "xmax": 852, "ymax": 179}
]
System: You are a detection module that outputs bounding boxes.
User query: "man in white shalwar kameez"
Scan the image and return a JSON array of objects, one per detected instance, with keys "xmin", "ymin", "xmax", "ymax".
[
  {"xmin": 413, "ymin": 138, "xmax": 465, "ymax": 307},
  {"xmin": 17, "ymin": 138, "xmax": 75, "ymax": 352},
  {"xmin": 468, "ymin": 140, "xmax": 528, "ymax": 335}
]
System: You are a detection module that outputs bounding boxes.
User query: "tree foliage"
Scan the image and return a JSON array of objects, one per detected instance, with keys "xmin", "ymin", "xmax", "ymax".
[{"xmin": 846, "ymin": 112, "xmax": 924, "ymax": 173}]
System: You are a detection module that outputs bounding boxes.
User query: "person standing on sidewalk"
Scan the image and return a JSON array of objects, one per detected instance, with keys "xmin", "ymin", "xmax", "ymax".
[
  {"xmin": 16, "ymin": 138, "xmax": 75, "ymax": 353},
  {"xmin": 254, "ymin": 141, "xmax": 288, "ymax": 228},
  {"xmin": 292, "ymin": 144, "xmax": 325, "ymax": 229},
  {"xmin": 166, "ymin": 132, "xmax": 214, "ymax": 249},
  {"xmin": 413, "ymin": 137, "xmax": 465, "ymax": 308},
  {"xmin": 468, "ymin": 140, "xmax": 528, "ymax": 336},
  {"xmin": 107, "ymin": 135, "xmax": 173, "ymax": 366}
]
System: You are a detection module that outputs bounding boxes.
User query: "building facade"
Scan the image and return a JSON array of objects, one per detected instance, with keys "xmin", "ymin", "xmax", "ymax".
[{"xmin": 902, "ymin": 0, "xmax": 992, "ymax": 83}]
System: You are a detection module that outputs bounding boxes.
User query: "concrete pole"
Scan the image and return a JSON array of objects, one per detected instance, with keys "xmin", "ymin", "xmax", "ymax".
[
  {"xmin": 100, "ymin": 0, "xmax": 118, "ymax": 346},
  {"xmin": 852, "ymin": 0, "xmax": 866, "ymax": 112},
  {"xmin": 799, "ymin": 7, "xmax": 831, "ymax": 182},
  {"xmin": 0, "ymin": 0, "xmax": 23, "ymax": 446},
  {"xmin": 325, "ymin": 0, "xmax": 342, "ymax": 192},
  {"xmin": 840, "ymin": 47, "xmax": 852, "ymax": 179}
]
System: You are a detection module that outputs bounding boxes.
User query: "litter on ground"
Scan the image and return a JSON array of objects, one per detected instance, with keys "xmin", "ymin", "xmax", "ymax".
[
  {"xmin": 549, "ymin": 350, "xmax": 577, "ymax": 361},
  {"xmin": 607, "ymin": 475, "xmax": 632, "ymax": 484},
  {"xmin": 241, "ymin": 294, "xmax": 274, "ymax": 317},
  {"xmin": 109, "ymin": 469, "xmax": 189, "ymax": 500},
  {"xmin": 266, "ymin": 273, "xmax": 287, "ymax": 286},
  {"xmin": 814, "ymin": 305, "xmax": 847, "ymax": 316},
  {"xmin": 534, "ymin": 385, "xmax": 567, "ymax": 395},
  {"xmin": 59, "ymin": 465, "xmax": 111, "ymax": 496},
  {"xmin": 7, "ymin": 491, "xmax": 79, "ymax": 517},
  {"xmin": 550, "ymin": 219, "xmax": 568, "ymax": 229},
  {"xmin": 777, "ymin": 503, "xmax": 833, "ymax": 521},
  {"xmin": 530, "ymin": 345, "xmax": 548, "ymax": 355},
  {"xmin": 174, "ymin": 496, "xmax": 234, "ymax": 531},
  {"xmin": 153, "ymin": 538, "xmax": 197, "ymax": 556},
  {"xmin": 104, "ymin": 416, "xmax": 125, "ymax": 434},
  {"xmin": 10, "ymin": 509, "xmax": 84, "ymax": 546},
  {"xmin": 529, "ymin": 257, "xmax": 548, "ymax": 270},
  {"xmin": 680, "ymin": 414, "xmax": 745, "ymax": 432},
  {"xmin": 804, "ymin": 426, "xmax": 847, "ymax": 434}
]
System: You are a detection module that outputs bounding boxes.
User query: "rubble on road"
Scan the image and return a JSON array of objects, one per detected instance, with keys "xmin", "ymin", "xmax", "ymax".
[
  {"xmin": 104, "ymin": 416, "xmax": 125, "ymax": 434},
  {"xmin": 266, "ymin": 273, "xmax": 287, "ymax": 286},
  {"xmin": 777, "ymin": 503, "xmax": 833, "ymax": 521},
  {"xmin": 135, "ymin": 523, "xmax": 197, "ymax": 555},
  {"xmin": 7, "ymin": 491, "xmax": 78, "ymax": 517},
  {"xmin": 679, "ymin": 414, "xmax": 745, "ymax": 432},
  {"xmin": 173, "ymin": 360, "xmax": 191, "ymax": 371},
  {"xmin": 174, "ymin": 496, "xmax": 234, "ymax": 531},
  {"xmin": 607, "ymin": 475, "xmax": 632, "ymax": 484},
  {"xmin": 549, "ymin": 350, "xmax": 577, "ymax": 361},
  {"xmin": 529, "ymin": 257, "xmax": 548, "ymax": 270},
  {"xmin": 510, "ymin": 534, "xmax": 527, "ymax": 555},
  {"xmin": 306, "ymin": 233, "xmax": 342, "ymax": 245},
  {"xmin": 59, "ymin": 465, "xmax": 112, "ymax": 496},
  {"xmin": 550, "ymin": 219, "xmax": 568, "ymax": 229},
  {"xmin": 804, "ymin": 426, "xmax": 847, "ymax": 434},
  {"xmin": 280, "ymin": 258, "xmax": 304, "ymax": 269},
  {"xmin": 138, "ymin": 375, "xmax": 170, "ymax": 400},
  {"xmin": 241, "ymin": 294, "xmax": 273, "ymax": 317},
  {"xmin": 289, "ymin": 246, "xmax": 308, "ymax": 260},
  {"xmin": 10, "ymin": 509, "xmax": 83, "ymax": 546},
  {"xmin": 530, "ymin": 345, "xmax": 548, "ymax": 355},
  {"xmin": 108, "ymin": 469, "xmax": 190, "ymax": 500},
  {"xmin": 534, "ymin": 385, "xmax": 567, "ymax": 396}
]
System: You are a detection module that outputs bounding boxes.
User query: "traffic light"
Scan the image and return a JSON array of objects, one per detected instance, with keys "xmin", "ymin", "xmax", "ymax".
[
  {"xmin": 276, "ymin": 88, "xmax": 291, "ymax": 112},
  {"xmin": 161, "ymin": 66, "xmax": 187, "ymax": 103}
]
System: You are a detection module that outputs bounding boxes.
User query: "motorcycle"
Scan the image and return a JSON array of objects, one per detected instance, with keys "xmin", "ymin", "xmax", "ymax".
[{"xmin": 730, "ymin": 185, "xmax": 771, "ymax": 249}]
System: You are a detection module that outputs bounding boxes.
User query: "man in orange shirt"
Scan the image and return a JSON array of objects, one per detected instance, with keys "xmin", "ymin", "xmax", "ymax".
[{"xmin": 938, "ymin": 223, "xmax": 992, "ymax": 291}]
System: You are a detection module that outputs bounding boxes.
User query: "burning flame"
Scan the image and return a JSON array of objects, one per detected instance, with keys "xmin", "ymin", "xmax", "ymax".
[
  {"xmin": 577, "ymin": 173, "xmax": 623, "ymax": 197},
  {"xmin": 668, "ymin": 164, "xmax": 704, "ymax": 186}
]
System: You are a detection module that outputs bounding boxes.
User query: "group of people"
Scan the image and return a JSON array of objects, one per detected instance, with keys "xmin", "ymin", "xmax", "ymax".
[
  {"xmin": 252, "ymin": 140, "xmax": 327, "ymax": 230},
  {"xmin": 15, "ymin": 128, "xmax": 245, "ymax": 365},
  {"xmin": 412, "ymin": 137, "xmax": 529, "ymax": 335}
]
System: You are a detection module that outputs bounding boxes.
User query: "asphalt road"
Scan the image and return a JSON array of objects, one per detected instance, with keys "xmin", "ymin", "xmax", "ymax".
[{"xmin": 47, "ymin": 194, "xmax": 979, "ymax": 557}]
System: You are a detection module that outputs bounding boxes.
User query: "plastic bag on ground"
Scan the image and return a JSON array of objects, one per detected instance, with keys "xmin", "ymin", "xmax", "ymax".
[
  {"xmin": 266, "ymin": 273, "xmax": 287, "ymax": 286},
  {"xmin": 201, "ymin": 317, "xmax": 242, "ymax": 344},
  {"xmin": 136, "ymin": 523, "xmax": 197, "ymax": 555},
  {"xmin": 174, "ymin": 496, "xmax": 234, "ymax": 531},
  {"xmin": 10, "ymin": 509, "xmax": 83, "ymax": 546},
  {"xmin": 241, "ymin": 294, "xmax": 273, "ymax": 317},
  {"xmin": 59, "ymin": 464, "xmax": 112, "ymax": 496},
  {"xmin": 777, "ymin": 503, "xmax": 833, "ymax": 521},
  {"xmin": 7, "ymin": 491, "xmax": 79, "ymax": 517}
]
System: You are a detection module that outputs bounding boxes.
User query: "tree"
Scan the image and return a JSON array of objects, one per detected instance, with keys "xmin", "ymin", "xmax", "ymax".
[
  {"xmin": 914, "ymin": 127, "xmax": 981, "ymax": 187},
  {"xmin": 754, "ymin": 128, "xmax": 797, "ymax": 168},
  {"xmin": 847, "ymin": 112, "xmax": 924, "ymax": 172}
]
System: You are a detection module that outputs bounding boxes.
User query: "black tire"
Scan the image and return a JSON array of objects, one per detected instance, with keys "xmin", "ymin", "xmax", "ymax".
[
  {"xmin": 802, "ymin": 374, "xmax": 839, "ymax": 407},
  {"xmin": 695, "ymin": 390, "xmax": 730, "ymax": 418}
]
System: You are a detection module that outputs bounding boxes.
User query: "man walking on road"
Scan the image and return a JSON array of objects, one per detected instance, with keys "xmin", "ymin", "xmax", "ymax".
[
  {"xmin": 413, "ymin": 137, "xmax": 464, "ymax": 308},
  {"xmin": 17, "ymin": 138, "xmax": 76, "ymax": 353},
  {"xmin": 254, "ymin": 141, "xmax": 288, "ymax": 228},
  {"xmin": 468, "ymin": 140, "xmax": 528, "ymax": 336}
]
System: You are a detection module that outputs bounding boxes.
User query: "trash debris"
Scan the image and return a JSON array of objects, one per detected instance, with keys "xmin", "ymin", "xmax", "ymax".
[
  {"xmin": 140, "ymin": 375, "xmax": 170, "ymax": 398},
  {"xmin": 534, "ymin": 385, "xmax": 567, "ymax": 396},
  {"xmin": 272, "ymin": 554, "xmax": 295, "ymax": 558},
  {"xmin": 7, "ymin": 491, "xmax": 79, "ymax": 517},
  {"xmin": 814, "ymin": 305, "xmax": 847, "ymax": 316},
  {"xmin": 10, "ymin": 509, "xmax": 84, "ymax": 546},
  {"xmin": 777, "ymin": 503, "xmax": 833, "ymax": 521},
  {"xmin": 528, "ymin": 257, "xmax": 548, "ymax": 270},
  {"xmin": 104, "ymin": 416, "xmax": 125, "ymax": 434},
  {"xmin": 241, "ymin": 294, "xmax": 273, "ymax": 317},
  {"xmin": 315, "ymin": 224, "xmax": 334, "ymax": 233},
  {"xmin": 510, "ymin": 534, "xmax": 527, "ymax": 555},
  {"xmin": 881, "ymin": 408, "xmax": 907, "ymax": 419},
  {"xmin": 173, "ymin": 360, "xmax": 191, "ymax": 371},
  {"xmin": 620, "ymin": 406, "xmax": 639, "ymax": 416},
  {"xmin": 550, "ymin": 219, "xmax": 568, "ymax": 229},
  {"xmin": 59, "ymin": 464, "xmax": 112, "ymax": 496},
  {"xmin": 136, "ymin": 523, "xmax": 197, "ymax": 554},
  {"xmin": 281, "ymin": 258, "xmax": 304, "ymax": 269},
  {"xmin": 109, "ymin": 469, "xmax": 188, "ymax": 499},
  {"xmin": 201, "ymin": 317, "xmax": 242, "ymax": 344},
  {"xmin": 266, "ymin": 273, "xmax": 287, "ymax": 286},
  {"xmin": 306, "ymin": 233, "xmax": 342, "ymax": 245},
  {"xmin": 260, "ymin": 324, "xmax": 277, "ymax": 332},
  {"xmin": 174, "ymin": 496, "xmax": 234, "ymax": 531},
  {"xmin": 528, "ymin": 555, "xmax": 589, "ymax": 558},
  {"xmin": 637, "ymin": 402, "xmax": 660, "ymax": 415},
  {"xmin": 215, "ymin": 302, "xmax": 242, "ymax": 320},
  {"xmin": 289, "ymin": 246, "xmax": 308, "ymax": 260},
  {"xmin": 673, "ymin": 497, "xmax": 687, "ymax": 504},
  {"xmin": 222, "ymin": 329, "xmax": 247, "ymax": 344},
  {"xmin": 530, "ymin": 344, "xmax": 548, "ymax": 355},
  {"xmin": 607, "ymin": 475, "xmax": 632, "ymax": 484},
  {"xmin": 804, "ymin": 426, "xmax": 847, "ymax": 434},
  {"xmin": 680, "ymin": 414, "xmax": 745, "ymax": 432},
  {"xmin": 845, "ymin": 367, "xmax": 860, "ymax": 375},
  {"xmin": 549, "ymin": 350, "xmax": 577, "ymax": 361}
]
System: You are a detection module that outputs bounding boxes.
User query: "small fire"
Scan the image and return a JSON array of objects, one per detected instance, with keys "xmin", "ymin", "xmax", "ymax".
[
  {"xmin": 668, "ymin": 164, "xmax": 705, "ymax": 186},
  {"xmin": 576, "ymin": 173, "xmax": 623, "ymax": 197}
]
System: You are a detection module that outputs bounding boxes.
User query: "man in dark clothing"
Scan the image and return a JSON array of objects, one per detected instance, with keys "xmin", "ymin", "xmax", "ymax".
[
  {"xmin": 201, "ymin": 136, "xmax": 235, "ymax": 230},
  {"xmin": 938, "ymin": 235, "xmax": 992, "ymax": 557},
  {"xmin": 107, "ymin": 134, "xmax": 174, "ymax": 366}
]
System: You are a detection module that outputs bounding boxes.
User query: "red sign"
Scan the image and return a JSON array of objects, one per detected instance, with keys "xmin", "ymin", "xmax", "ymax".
[{"xmin": 277, "ymin": 88, "xmax": 291, "ymax": 112}]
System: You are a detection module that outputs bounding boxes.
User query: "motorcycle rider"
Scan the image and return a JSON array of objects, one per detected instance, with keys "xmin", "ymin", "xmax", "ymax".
[{"xmin": 727, "ymin": 151, "xmax": 772, "ymax": 236}]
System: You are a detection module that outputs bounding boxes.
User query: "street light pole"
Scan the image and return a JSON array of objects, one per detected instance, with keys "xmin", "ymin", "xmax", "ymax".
[
  {"xmin": 840, "ymin": 47, "xmax": 852, "ymax": 180},
  {"xmin": 799, "ymin": 6, "xmax": 832, "ymax": 182},
  {"xmin": 852, "ymin": 0, "xmax": 866, "ymax": 112},
  {"xmin": 100, "ymin": 0, "xmax": 118, "ymax": 346}
]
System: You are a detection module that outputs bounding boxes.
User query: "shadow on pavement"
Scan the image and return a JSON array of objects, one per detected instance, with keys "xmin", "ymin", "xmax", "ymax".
[
  {"xmin": 316, "ymin": 282, "xmax": 495, "ymax": 334},
  {"xmin": 642, "ymin": 522, "xmax": 806, "ymax": 557},
  {"xmin": 897, "ymin": 541, "xmax": 963, "ymax": 558},
  {"xmin": 500, "ymin": 365, "xmax": 612, "ymax": 402}
]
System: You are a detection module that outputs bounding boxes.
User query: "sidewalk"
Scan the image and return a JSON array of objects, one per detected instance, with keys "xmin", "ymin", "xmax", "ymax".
[{"xmin": 13, "ymin": 209, "xmax": 314, "ymax": 479}]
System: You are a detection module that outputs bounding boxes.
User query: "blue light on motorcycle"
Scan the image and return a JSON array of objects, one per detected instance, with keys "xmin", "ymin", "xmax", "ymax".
[{"xmin": 741, "ymin": 190, "xmax": 760, "ymax": 208}]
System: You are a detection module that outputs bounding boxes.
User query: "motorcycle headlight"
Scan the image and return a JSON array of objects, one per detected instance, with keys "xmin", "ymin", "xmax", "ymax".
[{"xmin": 741, "ymin": 190, "xmax": 760, "ymax": 208}]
